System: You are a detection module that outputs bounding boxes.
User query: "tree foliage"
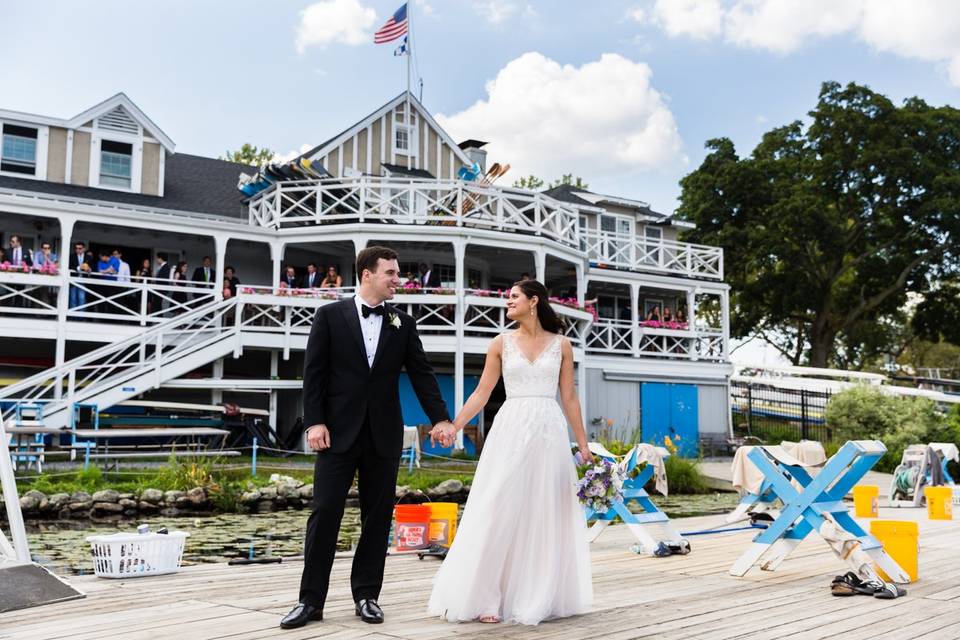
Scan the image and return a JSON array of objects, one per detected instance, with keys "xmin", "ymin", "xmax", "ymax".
[
  {"xmin": 677, "ymin": 82, "xmax": 960, "ymax": 367},
  {"xmin": 221, "ymin": 143, "xmax": 275, "ymax": 168},
  {"xmin": 512, "ymin": 173, "xmax": 589, "ymax": 190}
]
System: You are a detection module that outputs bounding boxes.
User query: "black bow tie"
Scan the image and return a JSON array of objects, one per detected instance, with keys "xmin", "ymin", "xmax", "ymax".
[{"xmin": 362, "ymin": 304, "xmax": 385, "ymax": 318}]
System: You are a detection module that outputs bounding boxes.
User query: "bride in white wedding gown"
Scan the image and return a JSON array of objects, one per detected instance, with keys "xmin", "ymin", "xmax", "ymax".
[{"xmin": 426, "ymin": 279, "xmax": 594, "ymax": 625}]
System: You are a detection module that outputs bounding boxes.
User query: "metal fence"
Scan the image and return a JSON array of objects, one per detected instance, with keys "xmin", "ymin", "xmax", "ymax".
[{"xmin": 730, "ymin": 380, "xmax": 833, "ymax": 443}]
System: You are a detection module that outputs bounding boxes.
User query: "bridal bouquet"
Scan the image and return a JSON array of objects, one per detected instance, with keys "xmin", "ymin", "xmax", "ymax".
[{"xmin": 575, "ymin": 458, "xmax": 624, "ymax": 514}]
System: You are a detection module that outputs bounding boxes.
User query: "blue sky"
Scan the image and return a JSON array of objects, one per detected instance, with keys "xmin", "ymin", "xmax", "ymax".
[{"xmin": 4, "ymin": 0, "xmax": 960, "ymax": 216}]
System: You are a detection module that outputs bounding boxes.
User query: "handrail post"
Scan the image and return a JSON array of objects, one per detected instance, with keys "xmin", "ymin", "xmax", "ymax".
[
  {"xmin": 0, "ymin": 420, "xmax": 32, "ymax": 563},
  {"xmin": 251, "ymin": 437, "xmax": 258, "ymax": 477}
]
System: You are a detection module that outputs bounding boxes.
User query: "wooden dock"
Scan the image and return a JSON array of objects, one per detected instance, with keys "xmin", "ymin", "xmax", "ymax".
[{"xmin": 2, "ymin": 508, "xmax": 958, "ymax": 639}]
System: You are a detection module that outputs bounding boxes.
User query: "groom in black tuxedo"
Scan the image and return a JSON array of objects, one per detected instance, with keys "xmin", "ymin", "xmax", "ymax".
[{"xmin": 282, "ymin": 245, "xmax": 453, "ymax": 629}]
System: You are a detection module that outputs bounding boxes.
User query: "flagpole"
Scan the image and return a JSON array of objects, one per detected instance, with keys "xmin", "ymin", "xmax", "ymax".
[{"xmin": 406, "ymin": 2, "xmax": 412, "ymax": 124}]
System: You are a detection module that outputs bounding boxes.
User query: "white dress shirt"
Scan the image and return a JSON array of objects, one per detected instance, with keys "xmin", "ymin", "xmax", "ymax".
[
  {"xmin": 117, "ymin": 260, "xmax": 131, "ymax": 283},
  {"xmin": 354, "ymin": 294, "xmax": 384, "ymax": 368},
  {"xmin": 12, "ymin": 247, "xmax": 22, "ymax": 265}
]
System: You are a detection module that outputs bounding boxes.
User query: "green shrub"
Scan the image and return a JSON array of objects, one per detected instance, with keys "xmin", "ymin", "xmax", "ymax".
[
  {"xmin": 662, "ymin": 456, "xmax": 709, "ymax": 494},
  {"xmin": 825, "ymin": 385, "xmax": 954, "ymax": 473}
]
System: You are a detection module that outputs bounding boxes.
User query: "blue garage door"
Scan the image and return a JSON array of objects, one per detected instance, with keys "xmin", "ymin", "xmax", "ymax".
[
  {"xmin": 399, "ymin": 373, "xmax": 479, "ymax": 455},
  {"xmin": 641, "ymin": 382, "xmax": 699, "ymax": 456}
]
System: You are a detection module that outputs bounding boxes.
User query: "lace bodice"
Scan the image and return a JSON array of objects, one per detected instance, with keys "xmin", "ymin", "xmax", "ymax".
[{"xmin": 501, "ymin": 332, "xmax": 562, "ymax": 399}]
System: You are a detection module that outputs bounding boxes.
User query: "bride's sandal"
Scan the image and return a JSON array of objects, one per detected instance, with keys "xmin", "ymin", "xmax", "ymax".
[{"xmin": 478, "ymin": 615, "xmax": 501, "ymax": 623}]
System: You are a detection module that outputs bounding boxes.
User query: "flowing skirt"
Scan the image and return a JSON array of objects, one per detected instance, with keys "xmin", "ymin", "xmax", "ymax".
[{"xmin": 426, "ymin": 397, "xmax": 593, "ymax": 625}]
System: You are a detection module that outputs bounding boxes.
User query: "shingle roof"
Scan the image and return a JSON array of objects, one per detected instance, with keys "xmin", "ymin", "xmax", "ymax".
[
  {"xmin": 0, "ymin": 153, "xmax": 252, "ymax": 219},
  {"xmin": 381, "ymin": 162, "xmax": 435, "ymax": 179},
  {"xmin": 542, "ymin": 184, "xmax": 669, "ymax": 219}
]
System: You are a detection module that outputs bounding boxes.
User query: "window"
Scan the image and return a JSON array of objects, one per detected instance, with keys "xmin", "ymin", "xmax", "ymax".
[
  {"xmin": 435, "ymin": 263, "xmax": 455, "ymax": 285},
  {"xmin": 395, "ymin": 126, "xmax": 410, "ymax": 152},
  {"xmin": 1, "ymin": 124, "xmax": 38, "ymax": 175},
  {"xmin": 100, "ymin": 140, "xmax": 133, "ymax": 188},
  {"xmin": 644, "ymin": 225, "xmax": 663, "ymax": 265}
]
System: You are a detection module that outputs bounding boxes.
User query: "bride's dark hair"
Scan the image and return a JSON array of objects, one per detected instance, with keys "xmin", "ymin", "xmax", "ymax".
[{"xmin": 513, "ymin": 279, "xmax": 566, "ymax": 334}]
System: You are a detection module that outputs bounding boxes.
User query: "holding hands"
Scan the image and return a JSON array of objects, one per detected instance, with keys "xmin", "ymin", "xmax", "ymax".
[{"xmin": 430, "ymin": 421, "xmax": 458, "ymax": 448}]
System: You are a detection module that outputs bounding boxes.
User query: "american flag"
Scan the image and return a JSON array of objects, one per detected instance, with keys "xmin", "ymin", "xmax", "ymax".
[{"xmin": 374, "ymin": 3, "xmax": 408, "ymax": 44}]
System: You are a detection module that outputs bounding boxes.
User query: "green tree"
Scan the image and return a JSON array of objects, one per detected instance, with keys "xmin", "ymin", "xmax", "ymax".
[
  {"xmin": 677, "ymin": 82, "xmax": 960, "ymax": 368},
  {"xmin": 513, "ymin": 175, "xmax": 544, "ymax": 190},
  {"xmin": 221, "ymin": 143, "xmax": 275, "ymax": 168},
  {"xmin": 512, "ymin": 173, "xmax": 589, "ymax": 191}
]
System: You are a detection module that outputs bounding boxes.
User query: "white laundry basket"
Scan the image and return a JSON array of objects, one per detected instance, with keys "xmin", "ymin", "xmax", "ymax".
[{"xmin": 86, "ymin": 531, "xmax": 189, "ymax": 578}]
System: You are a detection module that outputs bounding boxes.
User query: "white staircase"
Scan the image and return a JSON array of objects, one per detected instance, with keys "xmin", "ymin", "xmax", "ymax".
[{"xmin": 0, "ymin": 297, "xmax": 241, "ymax": 429}]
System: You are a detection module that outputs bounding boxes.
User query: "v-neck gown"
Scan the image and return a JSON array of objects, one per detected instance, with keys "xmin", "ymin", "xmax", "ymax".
[{"xmin": 426, "ymin": 332, "xmax": 593, "ymax": 625}]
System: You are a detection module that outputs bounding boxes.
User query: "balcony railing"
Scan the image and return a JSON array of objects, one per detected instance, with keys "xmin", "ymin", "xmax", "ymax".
[
  {"xmin": 587, "ymin": 318, "xmax": 727, "ymax": 362},
  {"xmin": 582, "ymin": 230, "xmax": 723, "ymax": 280},
  {"xmin": 247, "ymin": 177, "xmax": 580, "ymax": 249}
]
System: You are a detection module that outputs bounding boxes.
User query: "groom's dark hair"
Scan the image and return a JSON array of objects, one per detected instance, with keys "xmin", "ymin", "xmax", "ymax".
[{"xmin": 356, "ymin": 246, "xmax": 399, "ymax": 281}]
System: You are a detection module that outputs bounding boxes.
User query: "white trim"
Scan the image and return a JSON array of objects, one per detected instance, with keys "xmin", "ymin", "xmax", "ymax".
[
  {"xmin": 67, "ymin": 93, "xmax": 175, "ymax": 152},
  {"xmin": 157, "ymin": 148, "xmax": 166, "ymax": 197},
  {"xmin": 65, "ymin": 129, "xmax": 74, "ymax": 183},
  {"xmin": 393, "ymin": 121, "xmax": 417, "ymax": 158},
  {"xmin": 422, "ymin": 118, "xmax": 428, "ymax": 172},
  {"xmin": 365, "ymin": 125, "xmax": 372, "ymax": 174},
  {"xmin": 337, "ymin": 144, "xmax": 344, "ymax": 176},
  {"xmin": 351, "ymin": 135, "xmax": 357, "ymax": 174},
  {"xmin": 436, "ymin": 136, "xmax": 442, "ymax": 180},
  {"xmin": 0, "ymin": 120, "xmax": 49, "ymax": 182},
  {"xmin": 379, "ymin": 115, "xmax": 386, "ymax": 165}
]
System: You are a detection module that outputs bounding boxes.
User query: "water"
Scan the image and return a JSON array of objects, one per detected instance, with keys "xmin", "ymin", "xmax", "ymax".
[{"xmin": 27, "ymin": 493, "xmax": 739, "ymax": 575}]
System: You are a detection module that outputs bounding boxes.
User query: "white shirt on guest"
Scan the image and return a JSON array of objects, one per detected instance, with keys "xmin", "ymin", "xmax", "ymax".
[
  {"xmin": 117, "ymin": 260, "xmax": 131, "ymax": 283},
  {"xmin": 354, "ymin": 293, "xmax": 384, "ymax": 368}
]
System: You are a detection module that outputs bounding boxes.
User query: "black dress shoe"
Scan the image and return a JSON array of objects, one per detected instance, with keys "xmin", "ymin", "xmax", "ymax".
[
  {"xmin": 280, "ymin": 603, "xmax": 323, "ymax": 629},
  {"xmin": 355, "ymin": 598, "xmax": 384, "ymax": 624}
]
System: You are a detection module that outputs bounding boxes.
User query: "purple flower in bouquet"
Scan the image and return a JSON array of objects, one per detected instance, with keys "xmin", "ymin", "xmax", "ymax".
[{"xmin": 575, "ymin": 458, "xmax": 624, "ymax": 514}]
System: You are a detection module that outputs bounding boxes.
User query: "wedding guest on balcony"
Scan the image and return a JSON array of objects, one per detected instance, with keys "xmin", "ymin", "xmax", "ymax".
[
  {"xmin": 222, "ymin": 277, "xmax": 234, "ymax": 299},
  {"xmin": 94, "ymin": 250, "xmax": 119, "ymax": 315},
  {"xmin": 172, "ymin": 261, "xmax": 189, "ymax": 310},
  {"xmin": 645, "ymin": 306, "xmax": 661, "ymax": 322},
  {"xmin": 225, "ymin": 266, "xmax": 240, "ymax": 297},
  {"xmin": 6, "ymin": 234, "xmax": 33, "ymax": 269},
  {"xmin": 134, "ymin": 258, "xmax": 153, "ymax": 313},
  {"xmin": 418, "ymin": 262, "xmax": 440, "ymax": 289},
  {"xmin": 662, "ymin": 307, "xmax": 673, "ymax": 322},
  {"xmin": 191, "ymin": 255, "xmax": 215, "ymax": 286},
  {"xmin": 302, "ymin": 262, "xmax": 320, "ymax": 289},
  {"xmin": 111, "ymin": 249, "xmax": 133, "ymax": 311},
  {"xmin": 96, "ymin": 250, "xmax": 119, "ymax": 280},
  {"xmin": 69, "ymin": 242, "xmax": 93, "ymax": 310},
  {"xmin": 34, "ymin": 241, "xmax": 59, "ymax": 307},
  {"xmin": 151, "ymin": 254, "xmax": 172, "ymax": 315},
  {"xmin": 320, "ymin": 264, "xmax": 342, "ymax": 289},
  {"xmin": 281, "ymin": 265, "xmax": 299, "ymax": 290}
]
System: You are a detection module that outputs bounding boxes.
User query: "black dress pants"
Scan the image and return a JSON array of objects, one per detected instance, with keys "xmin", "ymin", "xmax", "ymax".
[{"xmin": 298, "ymin": 417, "xmax": 400, "ymax": 609}]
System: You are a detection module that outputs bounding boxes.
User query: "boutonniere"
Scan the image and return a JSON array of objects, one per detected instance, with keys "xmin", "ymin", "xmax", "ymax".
[{"xmin": 388, "ymin": 313, "xmax": 401, "ymax": 330}]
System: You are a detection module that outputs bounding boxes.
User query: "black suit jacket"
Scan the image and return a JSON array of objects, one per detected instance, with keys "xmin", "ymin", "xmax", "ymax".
[
  {"xmin": 192, "ymin": 266, "xmax": 214, "ymax": 284},
  {"xmin": 69, "ymin": 251, "xmax": 91, "ymax": 275},
  {"xmin": 154, "ymin": 262, "xmax": 171, "ymax": 280},
  {"xmin": 8, "ymin": 247, "xmax": 33, "ymax": 267},
  {"xmin": 301, "ymin": 272, "xmax": 320, "ymax": 289},
  {"xmin": 420, "ymin": 269, "xmax": 440, "ymax": 288},
  {"xmin": 282, "ymin": 275, "xmax": 299, "ymax": 288},
  {"xmin": 302, "ymin": 298, "xmax": 449, "ymax": 457}
]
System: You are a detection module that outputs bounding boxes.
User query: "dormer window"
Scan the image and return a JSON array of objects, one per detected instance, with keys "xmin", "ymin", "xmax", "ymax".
[
  {"xmin": 1, "ymin": 124, "xmax": 38, "ymax": 175},
  {"xmin": 395, "ymin": 125, "xmax": 411, "ymax": 153},
  {"xmin": 99, "ymin": 140, "xmax": 133, "ymax": 188}
]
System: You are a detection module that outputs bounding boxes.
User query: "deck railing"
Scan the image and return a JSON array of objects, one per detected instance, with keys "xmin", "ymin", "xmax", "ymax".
[
  {"xmin": 582, "ymin": 230, "xmax": 723, "ymax": 279},
  {"xmin": 587, "ymin": 318, "xmax": 727, "ymax": 361}
]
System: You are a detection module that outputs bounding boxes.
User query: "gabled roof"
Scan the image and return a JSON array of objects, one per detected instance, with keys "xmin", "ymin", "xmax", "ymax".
[
  {"xmin": 543, "ymin": 184, "xmax": 693, "ymax": 227},
  {"xmin": 381, "ymin": 163, "xmax": 434, "ymax": 179},
  {"xmin": 0, "ymin": 93, "xmax": 175, "ymax": 152},
  {"xmin": 298, "ymin": 92, "xmax": 471, "ymax": 167},
  {"xmin": 67, "ymin": 93, "xmax": 175, "ymax": 152}
]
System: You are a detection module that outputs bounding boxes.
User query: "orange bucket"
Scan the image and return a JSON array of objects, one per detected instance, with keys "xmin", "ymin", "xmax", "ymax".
[
  {"xmin": 427, "ymin": 502, "xmax": 459, "ymax": 547},
  {"xmin": 393, "ymin": 504, "xmax": 431, "ymax": 551}
]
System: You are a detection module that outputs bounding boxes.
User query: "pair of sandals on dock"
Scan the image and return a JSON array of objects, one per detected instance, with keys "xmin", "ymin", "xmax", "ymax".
[{"xmin": 830, "ymin": 571, "xmax": 906, "ymax": 599}]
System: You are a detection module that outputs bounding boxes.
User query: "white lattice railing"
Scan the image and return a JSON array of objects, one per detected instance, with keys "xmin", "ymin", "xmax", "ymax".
[
  {"xmin": 247, "ymin": 177, "xmax": 581, "ymax": 249},
  {"xmin": 586, "ymin": 319, "xmax": 727, "ymax": 361},
  {"xmin": 582, "ymin": 230, "xmax": 723, "ymax": 280}
]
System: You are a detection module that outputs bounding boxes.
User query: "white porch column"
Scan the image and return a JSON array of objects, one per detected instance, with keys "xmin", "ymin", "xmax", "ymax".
[
  {"xmin": 211, "ymin": 358, "xmax": 224, "ymax": 405},
  {"xmin": 534, "ymin": 248, "xmax": 546, "ymax": 283},
  {"xmin": 720, "ymin": 289, "xmax": 730, "ymax": 360},
  {"xmin": 351, "ymin": 236, "xmax": 366, "ymax": 285},
  {"xmin": 214, "ymin": 235, "xmax": 228, "ymax": 301},
  {"xmin": 269, "ymin": 350, "xmax": 279, "ymax": 432},
  {"xmin": 688, "ymin": 288, "xmax": 699, "ymax": 361},
  {"xmin": 54, "ymin": 217, "xmax": 77, "ymax": 400},
  {"xmin": 270, "ymin": 242, "xmax": 285, "ymax": 290},
  {"xmin": 454, "ymin": 240, "xmax": 466, "ymax": 450},
  {"xmin": 631, "ymin": 282, "xmax": 640, "ymax": 358},
  {"xmin": 575, "ymin": 261, "xmax": 586, "ymax": 307}
]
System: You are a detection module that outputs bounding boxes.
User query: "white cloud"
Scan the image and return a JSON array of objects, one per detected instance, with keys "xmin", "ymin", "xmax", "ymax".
[
  {"xmin": 627, "ymin": 7, "xmax": 646, "ymax": 23},
  {"xmin": 653, "ymin": 0, "xmax": 724, "ymax": 39},
  {"xmin": 648, "ymin": 0, "xmax": 960, "ymax": 86},
  {"xmin": 436, "ymin": 53, "xmax": 686, "ymax": 184},
  {"xmin": 414, "ymin": 0, "xmax": 435, "ymax": 16},
  {"xmin": 274, "ymin": 143, "xmax": 315, "ymax": 164},
  {"xmin": 294, "ymin": 0, "xmax": 377, "ymax": 53},
  {"xmin": 474, "ymin": 0, "xmax": 518, "ymax": 24}
]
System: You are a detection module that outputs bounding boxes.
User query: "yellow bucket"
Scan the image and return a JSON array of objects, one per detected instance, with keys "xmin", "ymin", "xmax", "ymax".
[
  {"xmin": 427, "ymin": 502, "xmax": 459, "ymax": 547},
  {"xmin": 870, "ymin": 520, "xmax": 919, "ymax": 582},
  {"xmin": 924, "ymin": 486, "xmax": 953, "ymax": 520},
  {"xmin": 853, "ymin": 485, "xmax": 879, "ymax": 518}
]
